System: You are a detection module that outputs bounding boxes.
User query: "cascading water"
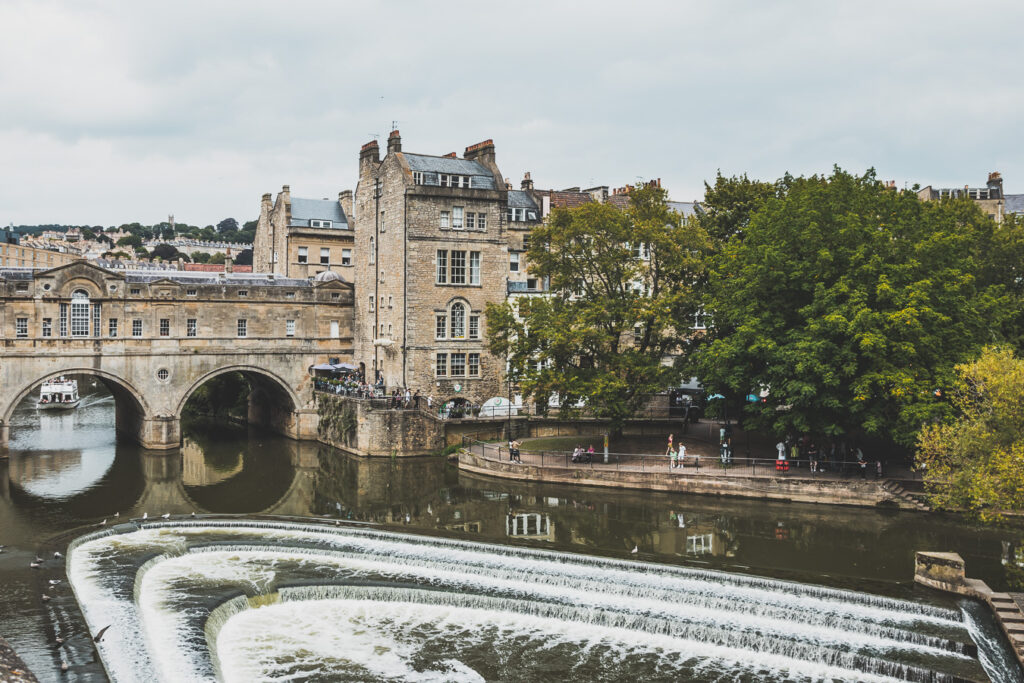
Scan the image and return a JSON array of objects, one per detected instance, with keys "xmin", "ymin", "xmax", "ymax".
[{"xmin": 67, "ymin": 519, "xmax": 1018, "ymax": 682}]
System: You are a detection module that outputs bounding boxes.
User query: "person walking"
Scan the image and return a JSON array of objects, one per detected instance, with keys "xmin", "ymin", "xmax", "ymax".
[
  {"xmin": 413, "ymin": 390, "xmax": 421, "ymax": 410},
  {"xmin": 670, "ymin": 443, "xmax": 679, "ymax": 469},
  {"xmin": 665, "ymin": 434, "xmax": 674, "ymax": 458}
]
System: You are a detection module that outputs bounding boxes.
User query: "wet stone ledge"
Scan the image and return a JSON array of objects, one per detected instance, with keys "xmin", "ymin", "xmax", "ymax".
[{"xmin": 0, "ymin": 637, "xmax": 38, "ymax": 683}]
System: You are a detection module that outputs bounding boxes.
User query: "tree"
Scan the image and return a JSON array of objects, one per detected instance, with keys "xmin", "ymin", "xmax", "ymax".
[
  {"xmin": 190, "ymin": 251, "xmax": 211, "ymax": 264},
  {"xmin": 485, "ymin": 183, "xmax": 709, "ymax": 432},
  {"xmin": 217, "ymin": 217, "xmax": 239, "ymax": 234},
  {"xmin": 81, "ymin": 228, "xmax": 97, "ymax": 241},
  {"xmin": 697, "ymin": 171, "xmax": 778, "ymax": 242},
  {"xmin": 116, "ymin": 234, "xmax": 143, "ymax": 250},
  {"xmin": 209, "ymin": 252, "xmax": 226, "ymax": 265},
  {"xmin": 917, "ymin": 347, "xmax": 1024, "ymax": 522},
  {"xmin": 150, "ymin": 244, "xmax": 184, "ymax": 262},
  {"xmin": 692, "ymin": 167, "xmax": 1013, "ymax": 447},
  {"xmin": 233, "ymin": 249, "xmax": 253, "ymax": 266}
]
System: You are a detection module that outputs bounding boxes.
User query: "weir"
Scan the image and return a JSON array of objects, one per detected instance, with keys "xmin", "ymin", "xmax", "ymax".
[{"xmin": 66, "ymin": 519, "xmax": 1018, "ymax": 682}]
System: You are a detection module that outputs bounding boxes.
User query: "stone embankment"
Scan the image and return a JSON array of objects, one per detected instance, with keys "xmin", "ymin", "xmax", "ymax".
[
  {"xmin": 915, "ymin": 551, "xmax": 1024, "ymax": 669},
  {"xmin": 0, "ymin": 637, "xmax": 37, "ymax": 683},
  {"xmin": 458, "ymin": 445, "xmax": 921, "ymax": 509}
]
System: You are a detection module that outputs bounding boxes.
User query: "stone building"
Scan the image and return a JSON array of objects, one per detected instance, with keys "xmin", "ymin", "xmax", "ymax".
[
  {"xmin": 253, "ymin": 185, "xmax": 355, "ymax": 279},
  {"xmin": 353, "ymin": 131, "xmax": 509, "ymax": 404},
  {"xmin": 917, "ymin": 172, "xmax": 1007, "ymax": 223}
]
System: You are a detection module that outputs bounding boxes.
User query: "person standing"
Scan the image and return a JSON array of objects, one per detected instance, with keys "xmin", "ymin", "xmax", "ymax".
[
  {"xmin": 678, "ymin": 442, "xmax": 687, "ymax": 467},
  {"xmin": 776, "ymin": 440, "xmax": 788, "ymax": 472},
  {"xmin": 670, "ymin": 443, "xmax": 678, "ymax": 469},
  {"xmin": 413, "ymin": 390, "xmax": 421, "ymax": 410},
  {"xmin": 404, "ymin": 387, "xmax": 412, "ymax": 408},
  {"xmin": 665, "ymin": 434, "xmax": 674, "ymax": 458}
]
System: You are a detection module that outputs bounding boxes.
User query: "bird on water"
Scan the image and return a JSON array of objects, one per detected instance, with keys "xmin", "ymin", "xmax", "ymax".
[{"xmin": 93, "ymin": 625, "xmax": 112, "ymax": 642}]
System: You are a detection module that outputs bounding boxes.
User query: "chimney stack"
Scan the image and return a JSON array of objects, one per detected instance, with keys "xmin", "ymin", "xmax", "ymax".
[
  {"xmin": 521, "ymin": 172, "xmax": 534, "ymax": 191},
  {"xmin": 387, "ymin": 129, "xmax": 402, "ymax": 154},
  {"xmin": 359, "ymin": 140, "xmax": 380, "ymax": 172},
  {"xmin": 225, "ymin": 249, "xmax": 233, "ymax": 274},
  {"xmin": 338, "ymin": 190, "xmax": 353, "ymax": 219},
  {"xmin": 987, "ymin": 171, "xmax": 1004, "ymax": 198}
]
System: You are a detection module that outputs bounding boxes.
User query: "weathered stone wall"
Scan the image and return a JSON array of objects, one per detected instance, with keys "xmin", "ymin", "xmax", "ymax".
[
  {"xmin": 458, "ymin": 448, "xmax": 910, "ymax": 508},
  {"xmin": 316, "ymin": 394, "xmax": 445, "ymax": 456}
]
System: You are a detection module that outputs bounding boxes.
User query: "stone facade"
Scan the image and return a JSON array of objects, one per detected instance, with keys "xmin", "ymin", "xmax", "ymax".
[
  {"xmin": 0, "ymin": 242, "xmax": 79, "ymax": 269},
  {"xmin": 916, "ymin": 171, "xmax": 1007, "ymax": 222},
  {"xmin": 0, "ymin": 261, "xmax": 354, "ymax": 449},
  {"xmin": 253, "ymin": 185, "xmax": 355, "ymax": 280},
  {"xmin": 353, "ymin": 132, "xmax": 512, "ymax": 405}
]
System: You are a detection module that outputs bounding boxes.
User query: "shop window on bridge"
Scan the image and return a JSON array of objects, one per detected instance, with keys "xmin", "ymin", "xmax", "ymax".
[
  {"xmin": 93, "ymin": 303, "xmax": 101, "ymax": 337},
  {"xmin": 42, "ymin": 317, "xmax": 52, "ymax": 338},
  {"xmin": 70, "ymin": 290, "xmax": 90, "ymax": 337},
  {"xmin": 187, "ymin": 318, "xmax": 197, "ymax": 337},
  {"xmin": 237, "ymin": 319, "xmax": 248, "ymax": 337},
  {"xmin": 159, "ymin": 318, "xmax": 170, "ymax": 337},
  {"xmin": 132, "ymin": 319, "xmax": 142, "ymax": 337},
  {"xmin": 15, "ymin": 317, "xmax": 28, "ymax": 338},
  {"xmin": 109, "ymin": 318, "xmax": 118, "ymax": 337}
]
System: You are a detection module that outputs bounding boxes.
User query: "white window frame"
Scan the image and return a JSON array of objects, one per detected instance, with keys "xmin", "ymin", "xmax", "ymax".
[
  {"xmin": 369, "ymin": 237, "xmax": 375, "ymax": 264},
  {"xmin": 468, "ymin": 352, "xmax": 480, "ymax": 377},
  {"xmin": 298, "ymin": 246, "xmax": 308, "ymax": 263},
  {"xmin": 369, "ymin": 296, "xmax": 375, "ymax": 312},
  {"xmin": 132, "ymin": 319, "xmax": 143, "ymax": 337},
  {"xmin": 450, "ymin": 302, "xmax": 466, "ymax": 339},
  {"xmin": 15, "ymin": 317, "xmax": 28, "ymax": 338},
  {"xmin": 435, "ymin": 313, "xmax": 447, "ymax": 339},
  {"xmin": 469, "ymin": 314, "xmax": 480, "ymax": 339},
  {"xmin": 320, "ymin": 247, "xmax": 330, "ymax": 265},
  {"xmin": 452, "ymin": 206, "xmax": 464, "ymax": 230},
  {"xmin": 286, "ymin": 319, "xmax": 296, "ymax": 337},
  {"xmin": 159, "ymin": 318, "xmax": 170, "ymax": 337},
  {"xmin": 107, "ymin": 318, "xmax": 116, "ymax": 338},
  {"xmin": 450, "ymin": 250, "xmax": 466, "ymax": 284},
  {"xmin": 469, "ymin": 251, "xmax": 480, "ymax": 285},
  {"xmin": 413, "ymin": 171, "xmax": 424, "ymax": 185},
  {"xmin": 341, "ymin": 249, "xmax": 351, "ymax": 266},
  {"xmin": 70, "ymin": 290, "xmax": 90, "ymax": 337},
  {"xmin": 42, "ymin": 317, "xmax": 53, "ymax": 337},
  {"xmin": 187, "ymin": 318, "xmax": 197, "ymax": 337},
  {"xmin": 440, "ymin": 210, "xmax": 450, "ymax": 229},
  {"xmin": 436, "ymin": 250, "xmax": 448, "ymax": 284},
  {"xmin": 450, "ymin": 352, "xmax": 466, "ymax": 377},
  {"xmin": 510, "ymin": 252, "xmax": 520, "ymax": 272},
  {"xmin": 237, "ymin": 319, "xmax": 247, "ymax": 338},
  {"xmin": 436, "ymin": 353, "xmax": 448, "ymax": 377},
  {"xmin": 478, "ymin": 213, "xmax": 486, "ymax": 230},
  {"xmin": 466, "ymin": 212, "xmax": 475, "ymax": 230}
]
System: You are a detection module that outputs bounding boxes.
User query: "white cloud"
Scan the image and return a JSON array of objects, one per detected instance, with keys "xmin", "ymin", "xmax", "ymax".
[{"xmin": 1, "ymin": 0, "xmax": 1022, "ymax": 224}]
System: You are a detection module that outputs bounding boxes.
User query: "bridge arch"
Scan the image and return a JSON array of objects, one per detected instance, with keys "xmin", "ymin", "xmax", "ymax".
[
  {"xmin": 176, "ymin": 365, "xmax": 307, "ymax": 441},
  {"xmin": 1, "ymin": 368, "xmax": 157, "ymax": 449}
]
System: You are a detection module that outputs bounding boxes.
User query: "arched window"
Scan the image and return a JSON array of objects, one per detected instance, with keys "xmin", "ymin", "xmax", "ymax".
[
  {"xmin": 450, "ymin": 302, "xmax": 465, "ymax": 339},
  {"xmin": 70, "ymin": 289, "xmax": 90, "ymax": 337}
]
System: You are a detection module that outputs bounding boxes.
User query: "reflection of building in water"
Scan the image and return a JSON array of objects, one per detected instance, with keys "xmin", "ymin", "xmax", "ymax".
[
  {"xmin": 506, "ymin": 512, "xmax": 554, "ymax": 542},
  {"xmin": 180, "ymin": 437, "xmax": 242, "ymax": 486}
]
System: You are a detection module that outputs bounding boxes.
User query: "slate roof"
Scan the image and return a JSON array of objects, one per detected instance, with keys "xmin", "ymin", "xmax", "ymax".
[
  {"xmin": 668, "ymin": 201, "xmax": 698, "ymax": 218},
  {"xmin": 1006, "ymin": 194, "xmax": 1024, "ymax": 215},
  {"xmin": 403, "ymin": 153, "xmax": 497, "ymax": 190},
  {"xmin": 507, "ymin": 190, "xmax": 539, "ymax": 210},
  {"xmin": 290, "ymin": 197, "xmax": 349, "ymax": 229}
]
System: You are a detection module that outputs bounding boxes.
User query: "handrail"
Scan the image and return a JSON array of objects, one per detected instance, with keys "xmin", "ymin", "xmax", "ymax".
[{"xmin": 460, "ymin": 437, "xmax": 888, "ymax": 478}]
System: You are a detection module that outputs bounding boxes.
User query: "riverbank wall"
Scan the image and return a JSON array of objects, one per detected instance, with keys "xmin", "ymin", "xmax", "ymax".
[
  {"xmin": 915, "ymin": 551, "xmax": 1024, "ymax": 669},
  {"xmin": 458, "ymin": 448, "xmax": 912, "ymax": 509}
]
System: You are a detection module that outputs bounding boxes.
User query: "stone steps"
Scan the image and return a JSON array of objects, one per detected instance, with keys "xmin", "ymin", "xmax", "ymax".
[{"xmin": 882, "ymin": 480, "xmax": 930, "ymax": 511}]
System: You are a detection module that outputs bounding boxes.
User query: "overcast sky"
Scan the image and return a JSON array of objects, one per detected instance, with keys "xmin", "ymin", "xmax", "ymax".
[{"xmin": 2, "ymin": 1, "xmax": 1022, "ymax": 227}]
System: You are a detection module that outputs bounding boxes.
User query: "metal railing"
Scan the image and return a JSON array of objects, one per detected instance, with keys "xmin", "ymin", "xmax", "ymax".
[{"xmin": 462, "ymin": 437, "xmax": 885, "ymax": 479}]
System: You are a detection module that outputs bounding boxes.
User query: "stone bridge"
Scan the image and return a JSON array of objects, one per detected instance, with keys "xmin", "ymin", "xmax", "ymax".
[{"xmin": 0, "ymin": 261, "xmax": 355, "ymax": 450}]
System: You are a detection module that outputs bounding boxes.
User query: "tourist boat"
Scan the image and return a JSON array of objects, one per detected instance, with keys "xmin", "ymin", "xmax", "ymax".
[{"xmin": 37, "ymin": 377, "xmax": 80, "ymax": 410}]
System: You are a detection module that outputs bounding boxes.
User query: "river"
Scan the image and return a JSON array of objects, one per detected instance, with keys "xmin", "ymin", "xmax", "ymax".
[{"xmin": 1, "ymin": 383, "xmax": 1023, "ymax": 681}]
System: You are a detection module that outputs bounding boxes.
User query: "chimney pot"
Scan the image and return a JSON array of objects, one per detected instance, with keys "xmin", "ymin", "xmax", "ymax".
[{"xmin": 387, "ymin": 130, "xmax": 402, "ymax": 154}]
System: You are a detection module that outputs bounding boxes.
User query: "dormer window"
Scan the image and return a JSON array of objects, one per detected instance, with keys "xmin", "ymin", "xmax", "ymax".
[
  {"xmin": 413, "ymin": 171, "xmax": 424, "ymax": 185},
  {"xmin": 310, "ymin": 219, "xmax": 333, "ymax": 228},
  {"xmin": 507, "ymin": 208, "xmax": 526, "ymax": 222},
  {"xmin": 439, "ymin": 174, "xmax": 472, "ymax": 189}
]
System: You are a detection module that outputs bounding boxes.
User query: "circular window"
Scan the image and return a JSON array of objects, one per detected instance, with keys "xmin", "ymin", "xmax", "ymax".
[
  {"xmin": 42, "ymin": 283, "xmax": 51, "ymax": 291},
  {"xmin": 156, "ymin": 368, "xmax": 170, "ymax": 382}
]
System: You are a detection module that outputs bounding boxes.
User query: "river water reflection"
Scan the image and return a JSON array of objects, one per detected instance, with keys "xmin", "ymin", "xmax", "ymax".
[{"xmin": 2, "ymin": 388, "xmax": 1024, "ymax": 681}]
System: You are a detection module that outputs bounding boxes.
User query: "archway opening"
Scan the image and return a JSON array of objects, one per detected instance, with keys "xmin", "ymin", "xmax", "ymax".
[
  {"xmin": 179, "ymin": 368, "xmax": 299, "ymax": 439},
  {"xmin": 4, "ymin": 372, "xmax": 149, "ymax": 501}
]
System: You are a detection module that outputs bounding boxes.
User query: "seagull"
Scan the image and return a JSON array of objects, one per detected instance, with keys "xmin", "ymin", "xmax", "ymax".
[
  {"xmin": 114, "ymin": 512, "xmax": 120, "ymax": 518},
  {"xmin": 60, "ymin": 658, "xmax": 69, "ymax": 672},
  {"xmin": 53, "ymin": 551, "xmax": 62, "ymax": 559},
  {"xmin": 48, "ymin": 579, "xmax": 61, "ymax": 586},
  {"xmin": 142, "ymin": 512, "xmax": 148, "ymax": 520},
  {"xmin": 161, "ymin": 513, "xmax": 170, "ymax": 520},
  {"xmin": 30, "ymin": 562, "xmax": 41, "ymax": 569},
  {"xmin": 190, "ymin": 512, "xmax": 196, "ymax": 517},
  {"xmin": 99, "ymin": 519, "xmax": 106, "ymax": 526},
  {"xmin": 631, "ymin": 545, "xmax": 638, "ymax": 554},
  {"xmin": 41, "ymin": 594, "xmax": 51, "ymax": 602},
  {"xmin": 93, "ymin": 625, "xmax": 112, "ymax": 643},
  {"xmin": 34, "ymin": 556, "xmax": 44, "ymax": 563}
]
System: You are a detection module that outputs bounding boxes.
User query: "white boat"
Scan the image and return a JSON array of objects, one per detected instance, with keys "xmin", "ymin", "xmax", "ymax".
[{"xmin": 37, "ymin": 377, "xmax": 80, "ymax": 410}]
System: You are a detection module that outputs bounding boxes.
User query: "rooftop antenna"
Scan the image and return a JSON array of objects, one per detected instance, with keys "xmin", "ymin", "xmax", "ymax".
[{"xmin": 391, "ymin": 120, "xmax": 399, "ymax": 131}]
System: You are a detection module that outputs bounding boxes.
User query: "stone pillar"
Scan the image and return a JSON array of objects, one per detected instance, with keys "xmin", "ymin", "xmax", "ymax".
[{"xmin": 136, "ymin": 415, "xmax": 181, "ymax": 450}]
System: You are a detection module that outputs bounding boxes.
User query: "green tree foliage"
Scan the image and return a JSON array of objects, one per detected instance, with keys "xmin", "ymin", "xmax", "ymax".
[
  {"xmin": 190, "ymin": 251, "xmax": 211, "ymax": 264},
  {"xmin": 208, "ymin": 252, "xmax": 226, "ymax": 265},
  {"xmin": 693, "ymin": 168, "xmax": 1015, "ymax": 445},
  {"xmin": 917, "ymin": 347, "xmax": 1024, "ymax": 522},
  {"xmin": 182, "ymin": 372, "xmax": 250, "ymax": 419},
  {"xmin": 150, "ymin": 243, "xmax": 186, "ymax": 262},
  {"xmin": 486, "ymin": 184, "xmax": 709, "ymax": 431},
  {"xmin": 698, "ymin": 171, "xmax": 778, "ymax": 242},
  {"xmin": 217, "ymin": 217, "xmax": 239, "ymax": 233},
  {"xmin": 81, "ymin": 228, "xmax": 97, "ymax": 241},
  {"xmin": 234, "ymin": 249, "xmax": 253, "ymax": 266},
  {"xmin": 116, "ymin": 234, "xmax": 143, "ymax": 250}
]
